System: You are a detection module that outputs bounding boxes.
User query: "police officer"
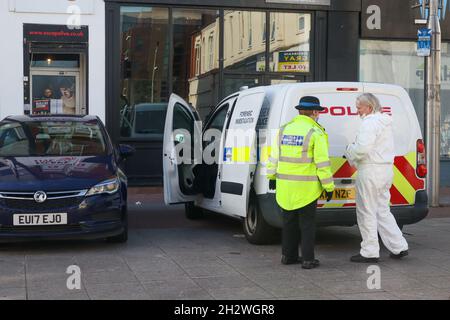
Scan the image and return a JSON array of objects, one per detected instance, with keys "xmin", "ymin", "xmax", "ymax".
[{"xmin": 267, "ymin": 96, "xmax": 335, "ymax": 269}]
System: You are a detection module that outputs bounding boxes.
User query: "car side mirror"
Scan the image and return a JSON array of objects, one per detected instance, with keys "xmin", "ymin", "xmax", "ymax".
[{"xmin": 118, "ymin": 144, "xmax": 135, "ymax": 161}]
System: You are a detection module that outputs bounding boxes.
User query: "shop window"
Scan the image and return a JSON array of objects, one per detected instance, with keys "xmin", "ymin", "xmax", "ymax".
[
  {"xmin": 359, "ymin": 40, "xmax": 450, "ymax": 159},
  {"xmin": 30, "ymin": 53, "xmax": 85, "ymax": 115},
  {"xmin": 224, "ymin": 10, "xmax": 266, "ymax": 73},
  {"xmin": 269, "ymin": 13, "xmax": 311, "ymax": 73},
  {"xmin": 223, "ymin": 77, "xmax": 260, "ymax": 98},
  {"xmin": 119, "ymin": 6, "xmax": 169, "ymax": 139},
  {"xmin": 172, "ymin": 8, "xmax": 219, "ymax": 117},
  {"xmin": 31, "ymin": 54, "xmax": 80, "ymax": 69}
]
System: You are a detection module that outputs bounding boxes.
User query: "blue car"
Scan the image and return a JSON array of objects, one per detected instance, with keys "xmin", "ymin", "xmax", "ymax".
[{"xmin": 0, "ymin": 115, "xmax": 134, "ymax": 243}]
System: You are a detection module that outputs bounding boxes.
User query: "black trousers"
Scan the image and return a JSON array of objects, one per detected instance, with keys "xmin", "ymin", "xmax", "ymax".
[{"xmin": 282, "ymin": 199, "xmax": 318, "ymax": 262}]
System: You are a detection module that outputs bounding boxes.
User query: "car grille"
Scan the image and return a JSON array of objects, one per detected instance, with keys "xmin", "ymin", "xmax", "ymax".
[
  {"xmin": 0, "ymin": 190, "xmax": 87, "ymax": 212},
  {"xmin": 1, "ymin": 197, "xmax": 83, "ymax": 211}
]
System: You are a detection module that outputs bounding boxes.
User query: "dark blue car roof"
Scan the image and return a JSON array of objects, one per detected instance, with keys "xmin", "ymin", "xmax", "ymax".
[{"xmin": 3, "ymin": 115, "xmax": 99, "ymax": 123}]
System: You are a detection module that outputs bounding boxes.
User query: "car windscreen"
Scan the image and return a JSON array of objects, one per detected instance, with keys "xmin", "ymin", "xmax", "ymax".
[{"xmin": 0, "ymin": 120, "xmax": 107, "ymax": 157}]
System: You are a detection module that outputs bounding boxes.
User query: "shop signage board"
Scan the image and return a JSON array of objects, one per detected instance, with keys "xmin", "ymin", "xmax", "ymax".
[
  {"xmin": 24, "ymin": 24, "xmax": 89, "ymax": 43},
  {"xmin": 417, "ymin": 28, "xmax": 432, "ymax": 57}
]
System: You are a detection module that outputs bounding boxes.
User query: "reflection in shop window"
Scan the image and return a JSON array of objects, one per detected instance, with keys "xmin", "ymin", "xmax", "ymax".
[
  {"xmin": 223, "ymin": 77, "xmax": 260, "ymax": 98},
  {"xmin": 208, "ymin": 33, "xmax": 214, "ymax": 70},
  {"xmin": 239, "ymin": 12, "xmax": 244, "ymax": 51},
  {"xmin": 248, "ymin": 12, "xmax": 253, "ymax": 48},
  {"xmin": 262, "ymin": 14, "xmax": 266, "ymax": 43},
  {"xmin": 360, "ymin": 40, "xmax": 450, "ymax": 159},
  {"xmin": 229, "ymin": 15, "xmax": 234, "ymax": 56},
  {"xmin": 270, "ymin": 14, "xmax": 276, "ymax": 41},
  {"xmin": 269, "ymin": 13, "xmax": 311, "ymax": 73},
  {"xmin": 119, "ymin": 6, "xmax": 170, "ymax": 139},
  {"xmin": 173, "ymin": 8, "xmax": 220, "ymax": 118},
  {"xmin": 224, "ymin": 10, "xmax": 266, "ymax": 73},
  {"xmin": 299, "ymin": 16, "xmax": 305, "ymax": 32}
]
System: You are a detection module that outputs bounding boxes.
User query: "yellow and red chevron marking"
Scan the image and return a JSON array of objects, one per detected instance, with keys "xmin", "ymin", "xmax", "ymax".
[{"xmin": 318, "ymin": 152, "xmax": 424, "ymax": 208}]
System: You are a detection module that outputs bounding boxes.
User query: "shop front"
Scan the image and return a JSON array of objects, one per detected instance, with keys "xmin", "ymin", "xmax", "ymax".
[
  {"xmin": 104, "ymin": 0, "xmax": 361, "ymax": 185},
  {"xmin": 23, "ymin": 24, "xmax": 89, "ymax": 116},
  {"xmin": 359, "ymin": 0, "xmax": 450, "ymax": 185},
  {"xmin": 0, "ymin": 0, "xmax": 106, "ymax": 122}
]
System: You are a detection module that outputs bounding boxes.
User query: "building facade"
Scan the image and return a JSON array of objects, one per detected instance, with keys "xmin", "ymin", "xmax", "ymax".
[
  {"xmin": 0, "ymin": 0, "xmax": 105, "ymax": 121},
  {"xmin": 1, "ymin": 0, "xmax": 449, "ymax": 185}
]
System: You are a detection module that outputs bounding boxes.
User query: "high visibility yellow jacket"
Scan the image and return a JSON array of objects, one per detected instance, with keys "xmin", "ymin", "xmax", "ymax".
[{"xmin": 267, "ymin": 115, "xmax": 335, "ymax": 210}]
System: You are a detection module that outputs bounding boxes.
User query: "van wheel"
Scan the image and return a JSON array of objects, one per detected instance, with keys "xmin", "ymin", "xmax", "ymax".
[
  {"xmin": 243, "ymin": 194, "xmax": 279, "ymax": 245},
  {"xmin": 185, "ymin": 202, "xmax": 204, "ymax": 220}
]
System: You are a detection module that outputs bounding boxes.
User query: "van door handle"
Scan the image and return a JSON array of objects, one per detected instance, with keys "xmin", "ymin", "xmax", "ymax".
[{"xmin": 341, "ymin": 179, "xmax": 353, "ymax": 184}]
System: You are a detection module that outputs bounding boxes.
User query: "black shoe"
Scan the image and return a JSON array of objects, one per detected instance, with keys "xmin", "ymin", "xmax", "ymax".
[
  {"xmin": 350, "ymin": 254, "xmax": 379, "ymax": 263},
  {"xmin": 281, "ymin": 256, "xmax": 302, "ymax": 265},
  {"xmin": 390, "ymin": 250, "xmax": 409, "ymax": 259},
  {"xmin": 301, "ymin": 259, "xmax": 320, "ymax": 269}
]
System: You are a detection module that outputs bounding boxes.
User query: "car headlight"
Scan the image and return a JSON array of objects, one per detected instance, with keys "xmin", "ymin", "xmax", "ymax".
[{"xmin": 86, "ymin": 178, "xmax": 120, "ymax": 196}]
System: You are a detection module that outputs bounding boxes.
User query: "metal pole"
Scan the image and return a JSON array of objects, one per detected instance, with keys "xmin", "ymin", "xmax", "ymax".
[{"xmin": 426, "ymin": 0, "xmax": 441, "ymax": 207}]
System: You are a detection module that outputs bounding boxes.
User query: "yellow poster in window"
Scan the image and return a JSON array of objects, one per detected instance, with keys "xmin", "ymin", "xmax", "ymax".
[{"xmin": 278, "ymin": 51, "xmax": 309, "ymax": 72}]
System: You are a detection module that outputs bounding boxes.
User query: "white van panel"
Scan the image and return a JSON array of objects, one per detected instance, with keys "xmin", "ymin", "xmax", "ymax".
[
  {"xmin": 363, "ymin": 83, "xmax": 423, "ymax": 154},
  {"xmin": 283, "ymin": 83, "xmax": 364, "ymax": 157},
  {"xmin": 220, "ymin": 89, "xmax": 265, "ymax": 217}
]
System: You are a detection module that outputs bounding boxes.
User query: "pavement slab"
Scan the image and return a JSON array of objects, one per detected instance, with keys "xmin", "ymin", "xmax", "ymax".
[{"xmin": 1, "ymin": 190, "xmax": 450, "ymax": 300}]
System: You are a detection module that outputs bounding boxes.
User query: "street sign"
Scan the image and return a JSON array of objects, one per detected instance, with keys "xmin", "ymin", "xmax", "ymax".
[{"xmin": 417, "ymin": 28, "xmax": 432, "ymax": 56}]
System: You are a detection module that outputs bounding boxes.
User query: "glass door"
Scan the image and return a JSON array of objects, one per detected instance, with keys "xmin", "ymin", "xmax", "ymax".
[{"xmin": 30, "ymin": 70, "xmax": 81, "ymax": 115}]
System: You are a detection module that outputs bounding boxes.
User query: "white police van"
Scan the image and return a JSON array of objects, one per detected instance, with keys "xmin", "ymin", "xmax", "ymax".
[{"xmin": 163, "ymin": 82, "xmax": 428, "ymax": 244}]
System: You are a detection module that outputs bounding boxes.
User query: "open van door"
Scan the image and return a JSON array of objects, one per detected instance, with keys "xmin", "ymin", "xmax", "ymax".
[
  {"xmin": 163, "ymin": 94, "xmax": 202, "ymax": 205},
  {"xmin": 220, "ymin": 89, "xmax": 265, "ymax": 217}
]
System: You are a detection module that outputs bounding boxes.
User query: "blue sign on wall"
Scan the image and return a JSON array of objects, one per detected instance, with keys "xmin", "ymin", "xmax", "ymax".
[{"xmin": 417, "ymin": 28, "xmax": 432, "ymax": 57}]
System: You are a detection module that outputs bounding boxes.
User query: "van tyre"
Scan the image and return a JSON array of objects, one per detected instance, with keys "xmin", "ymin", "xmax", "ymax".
[
  {"xmin": 185, "ymin": 202, "xmax": 204, "ymax": 220},
  {"xmin": 243, "ymin": 194, "xmax": 279, "ymax": 245}
]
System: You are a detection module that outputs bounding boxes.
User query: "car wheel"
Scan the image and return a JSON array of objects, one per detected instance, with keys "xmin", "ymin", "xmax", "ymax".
[
  {"xmin": 243, "ymin": 193, "xmax": 279, "ymax": 245},
  {"xmin": 185, "ymin": 202, "xmax": 204, "ymax": 220},
  {"xmin": 107, "ymin": 209, "xmax": 128, "ymax": 243}
]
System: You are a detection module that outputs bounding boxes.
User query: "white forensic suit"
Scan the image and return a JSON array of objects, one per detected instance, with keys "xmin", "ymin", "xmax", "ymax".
[{"xmin": 345, "ymin": 112, "xmax": 408, "ymax": 258}]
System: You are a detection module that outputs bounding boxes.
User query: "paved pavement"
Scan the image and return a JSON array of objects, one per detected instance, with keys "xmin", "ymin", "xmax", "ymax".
[{"xmin": 0, "ymin": 188, "xmax": 449, "ymax": 300}]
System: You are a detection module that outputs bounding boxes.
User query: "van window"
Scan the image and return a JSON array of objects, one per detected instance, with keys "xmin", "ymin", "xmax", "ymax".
[
  {"xmin": 203, "ymin": 104, "xmax": 229, "ymax": 158},
  {"xmin": 205, "ymin": 105, "xmax": 229, "ymax": 133},
  {"xmin": 256, "ymin": 96, "xmax": 271, "ymax": 130},
  {"xmin": 173, "ymin": 103, "xmax": 195, "ymax": 133}
]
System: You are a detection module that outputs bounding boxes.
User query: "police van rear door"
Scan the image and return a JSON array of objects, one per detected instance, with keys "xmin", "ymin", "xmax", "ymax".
[
  {"xmin": 362, "ymin": 83, "xmax": 425, "ymax": 207},
  {"xmin": 163, "ymin": 94, "xmax": 202, "ymax": 205},
  {"xmin": 285, "ymin": 83, "xmax": 364, "ymax": 209},
  {"xmin": 220, "ymin": 89, "xmax": 265, "ymax": 217}
]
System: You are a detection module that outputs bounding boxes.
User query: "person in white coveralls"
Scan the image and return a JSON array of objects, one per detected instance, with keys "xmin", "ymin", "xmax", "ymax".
[{"xmin": 345, "ymin": 93, "xmax": 409, "ymax": 263}]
